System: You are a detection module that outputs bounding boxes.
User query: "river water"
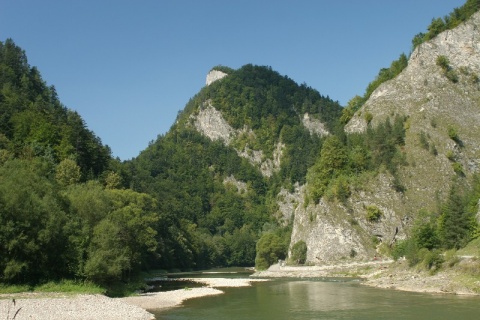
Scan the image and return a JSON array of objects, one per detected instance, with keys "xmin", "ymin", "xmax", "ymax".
[{"xmin": 153, "ymin": 274, "xmax": 479, "ymax": 320}]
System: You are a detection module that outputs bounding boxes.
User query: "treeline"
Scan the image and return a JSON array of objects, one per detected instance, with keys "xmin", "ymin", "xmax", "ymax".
[
  {"xmin": 393, "ymin": 177, "xmax": 480, "ymax": 270},
  {"xmin": 412, "ymin": 0, "xmax": 480, "ymax": 50},
  {"xmin": 128, "ymin": 65, "xmax": 343, "ymax": 270},
  {"xmin": 0, "ymin": 39, "xmax": 158, "ymax": 289}
]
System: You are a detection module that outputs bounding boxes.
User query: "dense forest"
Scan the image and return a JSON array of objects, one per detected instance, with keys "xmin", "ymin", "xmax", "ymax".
[{"xmin": 1, "ymin": 0, "xmax": 480, "ymax": 293}]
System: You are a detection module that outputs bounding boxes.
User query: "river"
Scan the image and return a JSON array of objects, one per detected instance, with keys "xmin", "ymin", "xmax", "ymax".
[{"xmin": 153, "ymin": 274, "xmax": 479, "ymax": 320}]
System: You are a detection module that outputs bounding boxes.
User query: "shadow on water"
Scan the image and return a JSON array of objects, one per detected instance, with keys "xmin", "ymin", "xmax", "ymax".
[{"xmin": 146, "ymin": 267, "xmax": 254, "ymax": 292}]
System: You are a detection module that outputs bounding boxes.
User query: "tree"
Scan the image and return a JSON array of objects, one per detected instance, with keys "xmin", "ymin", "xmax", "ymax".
[
  {"xmin": 290, "ymin": 240, "xmax": 307, "ymax": 265},
  {"xmin": 0, "ymin": 159, "xmax": 69, "ymax": 283},
  {"xmin": 55, "ymin": 158, "xmax": 81, "ymax": 186},
  {"xmin": 307, "ymin": 136, "xmax": 347, "ymax": 202},
  {"xmin": 438, "ymin": 187, "xmax": 473, "ymax": 249},
  {"xmin": 255, "ymin": 233, "xmax": 286, "ymax": 270}
]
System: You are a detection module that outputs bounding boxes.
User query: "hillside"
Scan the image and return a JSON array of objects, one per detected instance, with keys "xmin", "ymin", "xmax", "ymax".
[
  {"xmin": 289, "ymin": 9, "xmax": 480, "ymax": 264},
  {"xmin": 2, "ymin": 1, "xmax": 480, "ymax": 292},
  {"xmin": 129, "ymin": 64, "xmax": 343, "ymax": 270}
]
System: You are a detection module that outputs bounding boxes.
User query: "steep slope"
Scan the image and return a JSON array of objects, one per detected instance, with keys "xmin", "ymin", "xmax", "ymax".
[
  {"xmin": 289, "ymin": 11, "xmax": 480, "ymax": 264},
  {"xmin": 130, "ymin": 65, "xmax": 343, "ymax": 269}
]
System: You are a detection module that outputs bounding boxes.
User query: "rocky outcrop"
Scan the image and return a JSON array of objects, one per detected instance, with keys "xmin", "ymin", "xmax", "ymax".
[
  {"xmin": 206, "ymin": 70, "xmax": 228, "ymax": 86},
  {"xmin": 193, "ymin": 100, "xmax": 284, "ymax": 177},
  {"xmin": 291, "ymin": 12, "xmax": 480, "ymax": 265},
  {"xmin": 301, "ymin": 113, "xmax": 329, "ymax": 136},
  {"xmin": 194, "ymin": 102, "xmax": 234, "ymax": 143}
]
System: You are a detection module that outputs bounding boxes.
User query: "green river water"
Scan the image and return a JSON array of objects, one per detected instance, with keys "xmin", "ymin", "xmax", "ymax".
[{"xmin": 153, "ymin": 275, "xmax": 479, "ymax": 320}]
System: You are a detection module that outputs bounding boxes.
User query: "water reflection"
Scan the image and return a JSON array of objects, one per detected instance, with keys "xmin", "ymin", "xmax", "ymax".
[{"xmin": 155, "ymin": 278, "xmax": 480, "ymax": 320}]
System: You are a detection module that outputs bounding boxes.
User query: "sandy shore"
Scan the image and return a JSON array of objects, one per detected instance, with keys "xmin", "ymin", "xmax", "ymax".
[{"xmin": 0, "ymin": 278, "xmax": 265, "ymax": 319}]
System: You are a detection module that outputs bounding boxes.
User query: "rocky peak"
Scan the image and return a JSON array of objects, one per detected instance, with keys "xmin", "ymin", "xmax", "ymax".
[{"xmin": 206, "ymin": 69, "xmax": 228, "ymax": 86}]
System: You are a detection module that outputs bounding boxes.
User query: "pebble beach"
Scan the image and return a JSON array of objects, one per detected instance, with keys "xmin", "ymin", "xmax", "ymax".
[{"xmin": 0, "ymin": 278, "xmax": 266, "ymax": 320}]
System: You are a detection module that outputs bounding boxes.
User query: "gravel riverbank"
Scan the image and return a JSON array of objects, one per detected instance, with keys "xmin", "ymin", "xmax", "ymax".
[
  {"xmin": 0, "ymin": 294, "xmax": 154, "ymax": 320},
  {"xmin": 0, "ymin": 278, "xmax": 266, "ymax": 319}
]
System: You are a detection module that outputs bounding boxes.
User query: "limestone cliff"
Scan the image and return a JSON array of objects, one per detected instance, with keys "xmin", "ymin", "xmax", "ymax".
[{"xmin": 290, "ymin": 11, "xmax": 480, "ymax": 264}]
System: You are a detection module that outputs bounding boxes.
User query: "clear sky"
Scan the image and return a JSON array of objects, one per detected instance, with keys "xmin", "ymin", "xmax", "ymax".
[{"xmin": 0, "ymin": 0, "xmax": 466, "ymax": 160}]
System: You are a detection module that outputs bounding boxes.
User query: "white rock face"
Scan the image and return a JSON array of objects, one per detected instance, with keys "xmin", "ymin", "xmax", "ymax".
[
  {"xmin": 206, "ymin": 70, "xmax": 228, "ymax": 86},
  {"xmin": 345, "ymin": 11, "xmax": 480, "ymax": 134},
  {"xmin": 194, "ymin": 102, "xmax": 234, "ymax": 143},
  {"xmin": 192, "ymin": 101, "xmax": 284, "ymax": 177},
  {"xmin": 292, "ymin": 12, "xmax": 480, "ymax": 264},
  {"xmin": 302, "ymin": 113, "xmax": 329, "ymax": 136}
]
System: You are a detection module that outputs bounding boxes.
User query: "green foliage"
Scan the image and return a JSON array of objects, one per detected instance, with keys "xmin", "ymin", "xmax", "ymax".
[
  {"xmin": 290, "ymin": 240, "xmax": 307, "ymax": 265},
  {"xmin": 436, "ymin": 55, "xmax": 450, "ymax": 70},
  {"xmin": 412, "ymin": 0, "xmax": 480, "ymax": 50},
  {"xmin": 0, "ymin": 39, "xmax": 111, "ymax": 179},
  {"xmin": 452, "ymin": 162, "xmax": 465, "ymax": 176},
  {"xmin": 307, "ymin": 116, "xmax": 406, "ymax": 203},
  {"xmin": 211, "ymin": 65, "xmax": 235, "ymax": 74},
  {"xmin": 0, "ymin": 159, "xmax": 69, "ymax": 283},
  {"xmin": 436, "ymin": 55, "xmax": 459, "ymax": 83},
  {"xmin": 438, "ymin": 186, "xmax": 475, "ymax": 249},
  {"xmin": 364, "ymin": 112, "xmax": 373, "ymax": 124},
  {"xmin": 418, "ymin": 131, "xmax": 429, "ymax": 150},
  {"xmin": 255, "ymin": 232, "xmax": 286, "ymax": 270},
  {"xmin": 55, "ymin": 158, "xmax": 81, "ymax": 186},
  {"xmin": 396, "ymin": 179, "xmax": 480, "ymax": 267},
  {"xmin": 366, "ymin": 205, "xmax": 382, "ymax": 222},
  {"xmin": 307, "ymin": 135, "xmax": 347, "ymax": 202},
  {"xmin": 447, "ymin": 125, "xmax": 461, "ymax": 143}
]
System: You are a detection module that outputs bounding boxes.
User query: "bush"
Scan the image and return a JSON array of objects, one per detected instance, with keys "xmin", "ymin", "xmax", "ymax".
[
  {"xmin": 452, "ymin": 162, "xmax": 465, "ymax": 176},
  {"xmin": 421, "ymin": 249, "xmax": 444, "ymax": 271},
  {"xmin": 366, "ymin": 205, "xmax": 382, "ymax": 222},
  {"xmin": 290, "ymin": 240, "xmax": 307, "ymax": 265},
  {"xmin": 436, "ymin": 55, "xmax": 450, "ymax": 70},
  {"xmin": 255, "ymin": 233, "xmax": 286, "ymax": 270}
]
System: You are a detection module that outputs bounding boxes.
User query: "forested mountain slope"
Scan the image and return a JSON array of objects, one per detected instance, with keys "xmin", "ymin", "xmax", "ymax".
[
  {"xmin": 128, "ymin": 64, "xmax": 343, "ymax": 270},
  {"xmin": 0, "ymin": 39, "xmax": 160, "ymax": 289}
]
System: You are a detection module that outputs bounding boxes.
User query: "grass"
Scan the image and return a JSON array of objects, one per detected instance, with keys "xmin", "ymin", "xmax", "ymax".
[
  {"xmin": 0, "ymin": 280, "xmax": 105, "ymax": 296},
  {"xmin": 457, "ymin": 237, "xmax": 480, "ymax": 257}
]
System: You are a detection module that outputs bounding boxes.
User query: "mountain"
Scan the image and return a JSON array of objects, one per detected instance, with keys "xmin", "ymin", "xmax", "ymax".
[
  {"xmin": 289, "ymin": 9, "xmax": 480, "ymax": 264},
  {"xmin": 129, "ymin": 64, "xmax": 343, "ymax": 270},
  {"xmin": 2, "ymin": 1, "xmax": 480, "ymax": 289}
]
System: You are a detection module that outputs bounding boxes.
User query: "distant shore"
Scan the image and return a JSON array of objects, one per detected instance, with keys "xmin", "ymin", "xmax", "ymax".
[
  {"xmin": 0, "ymin": 278, "xmax": 267, "ymax": 320},
  {"xmin": 252, "ymin": 258, "xmax": 480, "ymax": 296}
]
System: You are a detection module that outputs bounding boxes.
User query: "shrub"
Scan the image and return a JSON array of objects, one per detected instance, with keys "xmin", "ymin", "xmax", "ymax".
[
  {"xmin": 452, "ymin": 162, "xmax": 464, "ymax": 176},
  {"xmin": 290, "ymin": 241, "xmax": 307, "ymax": 265},
  {"xmin": 419, "ymin": 131, "xmax": 429, "ymax": 150},
  {"xmin": 364, "ymin": 112, "xmax": 373, "ymax": 124},
  {"xmin": 366, "ymin": 205, "xmax": 382, "ymax": 222},
  {"xmin": 421, "ymin": 249, "xmax": 444, "ymax": 272},
  {"xmin": 436, "ymin": 55, "xmax": 450, "ymax": 70}
]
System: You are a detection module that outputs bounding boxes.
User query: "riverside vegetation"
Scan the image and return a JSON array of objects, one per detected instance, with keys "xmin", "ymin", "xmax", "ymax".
[{"xmin": 1, "ymin": 0, "xmax": 480, "ymax": 298}]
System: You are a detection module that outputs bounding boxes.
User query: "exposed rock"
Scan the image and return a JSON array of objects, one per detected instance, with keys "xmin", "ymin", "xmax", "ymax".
[
  {"xmin": 276, "ymin": 183, "xmax": 303, "ymax": 225},
  {"xmin": 223, "ymin": 175, "xmax": 248, "ymax": 194},
  {"xmin": 292, "ymin": 12, "xmax": 480, "ymax": 265},
  {"xmin": 206, "ymin": 69, "xmax": 228, "ymax": 86},
  {"xmin": 192, "ymin": 100, "xmax": 285, "ymax": 177},
  {"xmin": 194, "ymin": 102, "xmax": 234, "ymax": 143},
  {"xmin": 301, "ymin": 113, "xmax": 329, "ymax": 136}
]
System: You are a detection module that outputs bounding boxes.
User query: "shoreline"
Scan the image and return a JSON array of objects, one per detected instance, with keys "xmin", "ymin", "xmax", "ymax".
[
  {"xmin": 2, "ymin": 262, "xmax": 478, "ymax": 319},
  {"xmin": 0, "ymin": 278, "xmax": 266, "ymax": 320},
  {"xmin": 252, "ymin": 259, "xmax": 480, "ymax": 296}
]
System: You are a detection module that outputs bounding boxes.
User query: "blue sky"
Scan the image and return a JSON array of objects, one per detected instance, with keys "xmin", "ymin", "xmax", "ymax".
[{"xmin": 0, "ymin": 0, "xmax": 465, "ymax": 160}]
